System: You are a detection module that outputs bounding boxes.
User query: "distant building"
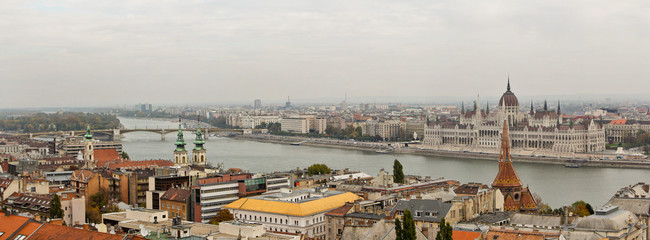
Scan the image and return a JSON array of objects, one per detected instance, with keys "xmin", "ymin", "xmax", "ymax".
[
  {"xmin": 364, "ymin": 120, "xmax": 404, "ymax": 141},
  {"xmin": 424, "ymin": 80, "xmax": 606, "ymax": 155},
  {"xmin": 281, "ymin": 116, "xmax": 327, "ymax": 134},
  {"xmin": 254, "ymin": 99, "xmax": 262, "ymax": 109},
  {"xmin": 160, "ymin": 188, "xmax": 191, "ymax": 221},
  {"xmin": 567, "ymin": 205, "xmax": 647, "ymax": 240},
  {"xmin": 606, "ymin": 182, "xmax": 650, "ymax": 240},
  {"xmin": 224, "ymin": 188, "xmax": 361, "ymax": 238}
]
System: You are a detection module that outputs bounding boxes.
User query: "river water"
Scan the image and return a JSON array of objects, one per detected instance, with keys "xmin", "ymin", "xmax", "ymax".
[{"xmin": 118, "ymin": 117, "xmax": 648, "ymax": 208}]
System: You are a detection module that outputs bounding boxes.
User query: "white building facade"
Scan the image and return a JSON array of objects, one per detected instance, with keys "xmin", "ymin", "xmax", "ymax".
[{"xmin": 423, "ymin": 81, "xmax": 606, "ymax": 156}]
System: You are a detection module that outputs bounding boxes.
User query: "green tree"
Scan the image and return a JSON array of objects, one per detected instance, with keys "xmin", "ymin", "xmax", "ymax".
[
  {"xmin": 209, "ymin": 209, "xmax": 234, "ymax": 225},
  {"xmin": 49, "ymin": 194, "xmax": 64, "ymax": 219},
  {"xmin": 307, "ymin": 164, "xmax": 331, "ymax": 175},
  {"xmin": 89, "ymin": 191, "xmax": 108, "ymax": 210},
  {"xmin": 393, "ymin": 159, "xmax": 404, "ymax": 184},
  {"xmin": 395, "ymin": 218, "xmax": 403, "ymax": 240},
  {"xmin": 402, "ymin": 209, "xmax": 416, "ymax": 240},
  {"xmin": 121, "ymin": 151, "xmax": 130, "ymax": 160},
  {"xmin": 435, "ymin": 217, "xmax": 453, "ymax": 240}
]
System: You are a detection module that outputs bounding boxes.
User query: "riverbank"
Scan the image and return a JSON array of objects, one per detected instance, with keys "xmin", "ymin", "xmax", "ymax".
[{"xmin": 235, "ymin": 134, "xmax": 650, "ymax": 169}]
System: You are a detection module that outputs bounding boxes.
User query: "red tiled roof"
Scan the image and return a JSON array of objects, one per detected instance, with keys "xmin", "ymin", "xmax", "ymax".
[
  {"xmin": 27, "ymin": 221, "xmax": 125, "ymax": 240},
  {"xmin": 609, "ymin": 119, "xmax": 627, "ymax": 125},
  {"xmin": 503, "ymin": 195, "xmax": 517, "ymax": 212},
  {"xmin": 0, "ymin": 214, "xmax": 32, "ymax": 240},
  {"xmin": 106, "ymin": 159, "xmax": 174, "ymax": 170},
  {"xmin": 492, "ymin": 121, "xmax": 522, "ymax": 189},
  {"xmin": 325, "ymin": 204, "xmax": 354, "ymax": 217},
  {"xmin": 519, "ymin": 188, "xmax": 537, "ymax": 210},
  {"xmin": 453, "ymin": 230, "xmax": 481, "ymax": 240},
  {"xmin": 92, "ymin": 148, "xmax": 121, "ymax": 162},
  {"xmin": 160, "ymin": 188, "xmax": 191, "ymax": 202}
]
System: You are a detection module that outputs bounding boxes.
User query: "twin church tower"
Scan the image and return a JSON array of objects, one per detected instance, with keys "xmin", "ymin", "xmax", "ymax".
[{"xmin": 173, "ymin": 118, "xmax": 207, "ymax": 166}]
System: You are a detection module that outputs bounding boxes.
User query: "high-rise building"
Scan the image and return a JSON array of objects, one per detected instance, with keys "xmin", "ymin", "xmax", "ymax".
[{"xmin": 254, "ymin": 99, "xmax": 262, "ymax": 109}]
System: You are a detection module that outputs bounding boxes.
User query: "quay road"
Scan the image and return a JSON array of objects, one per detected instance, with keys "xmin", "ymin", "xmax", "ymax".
[{"xmin": 236, "ymin": 134, "xmax": 650, "ymax": 169}]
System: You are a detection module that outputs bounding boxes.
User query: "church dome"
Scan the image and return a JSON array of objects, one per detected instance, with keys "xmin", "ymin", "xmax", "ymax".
[{"xmin": 499, "ymin": 80, "xmax": 519, "ymax": 107}]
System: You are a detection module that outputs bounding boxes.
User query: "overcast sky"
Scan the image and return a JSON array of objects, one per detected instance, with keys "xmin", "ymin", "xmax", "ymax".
[{"xmin": 1, "ymin": 0, "xmax": 649, "ymax": 108}]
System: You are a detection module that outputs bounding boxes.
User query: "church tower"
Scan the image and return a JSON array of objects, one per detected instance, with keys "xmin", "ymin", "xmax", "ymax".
[
  {"xmin": 174, "ymin": 120, "xmax": 189, "ymax": 166},
  {"xmin": 492, "ymin": 120, "xmax": 537, "ymax": 212},
  {"xmin": 192, "ymin": 117, "xmax": 207, "ymax": 165},
  {"xmin": 83, "ymin": 125, "xmax": 96, "ymax": 169}
]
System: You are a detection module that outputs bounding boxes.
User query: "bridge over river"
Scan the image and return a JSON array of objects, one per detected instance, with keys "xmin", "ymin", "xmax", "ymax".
[{"xmin": 9, "ymin": 128, "xmax": 248, "ymax": 141}]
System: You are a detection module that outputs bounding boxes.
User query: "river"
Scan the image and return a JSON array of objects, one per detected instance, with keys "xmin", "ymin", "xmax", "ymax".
[{"xmin": 118, "ymin": 117, "xmax": 648, "ymax": 208}]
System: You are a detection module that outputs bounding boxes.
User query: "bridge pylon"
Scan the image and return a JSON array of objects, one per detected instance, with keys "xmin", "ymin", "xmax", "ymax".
[{"xmin": 161, "ymin": 129, "xmax": 166, "ymax": 141}]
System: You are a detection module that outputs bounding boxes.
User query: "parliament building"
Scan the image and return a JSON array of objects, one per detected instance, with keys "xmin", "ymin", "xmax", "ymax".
[{"xmin": 423, "ymin": 80, "xmax": 606, "ymax": 156}]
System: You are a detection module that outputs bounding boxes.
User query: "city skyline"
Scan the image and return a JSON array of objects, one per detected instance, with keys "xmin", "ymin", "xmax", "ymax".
[{"xmin": 2, "ymin": 0, "xmax": 650, "ymax": 108}]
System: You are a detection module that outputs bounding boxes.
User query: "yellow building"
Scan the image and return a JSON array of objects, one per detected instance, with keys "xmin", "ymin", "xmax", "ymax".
[{"xmin": 224, "ymin": 189, "xmax": 361, "ymax": 239}]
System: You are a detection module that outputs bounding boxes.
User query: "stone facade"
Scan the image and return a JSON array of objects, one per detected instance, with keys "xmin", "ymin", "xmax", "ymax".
[{"xmin": 424, "ymin": 81, "xmax": 606, "ymax": 156}]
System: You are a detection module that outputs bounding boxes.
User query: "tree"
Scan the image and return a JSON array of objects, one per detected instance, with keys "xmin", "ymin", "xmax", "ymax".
[
  {"xmin": 105, "ymin": 204, "xmax": 121, "ymax": 213},
  {"xmin": 307, "ymin": 164, "xmax": 331, "ymax": 175},
  {"xmin": 393, "ymin": 159, "xmax": 404, "ymax": 184},
  {"xmin": 49, "ymin": 194, "xmax": 64, "ymax": 219},
  {"xmin": 89, "ymin": 191, "xmax": 108, "ymax": 210},
  {"xmin": 402, "ymin": 209, "xmax": 416, "ymax": 240},
  {"xmin": 121, "ymin": 151, "xmax": 130, "ymax": 160},
  {"xmin": 209, "ymin": 209, "xmax": 234, "ymax": 225},
  {"xmin": 435, "ymin": 217, "xmax": 453, "ymax": 240},
  {"xmin": 570, "ymin": 200, "xmax": 593, "ymax": 217},
  {"xmin": 395, "ymin": 218, "xmax": 403, "ymax": 240},
  {"xmin": 86, "ymin": 207, "xmax": 101, "ymax": 224}
]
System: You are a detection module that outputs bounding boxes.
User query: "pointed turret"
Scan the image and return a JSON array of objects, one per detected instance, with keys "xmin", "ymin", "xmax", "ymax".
[
  {"xmin": 492, "ymin": 120, "xmax": 523, "ymax": 188},
  {"xmin": 175, "ymin": 123, "xmax": 186, "ymax": 152},
  {"xmin": 486, "ymin": 102, "xmax": 490, "ymax": 115},
  {"xmin": 84, "ymin": 125, "xmax": 93, "ymax": 141},
  {"xmin": 174, "ymin": 117, "xmax": 189, "ymax": 165},
  {"xmin": 507, "ymin": 76, "xmax": 511, "ymax": 91},
  {"xmin": 557, "ymin": 101, "xmax": 561, "ymax": 115},
  {"xmin": 543, "ymin": 100, "xmax": 548, "ymax": 112},
  {"xmin": 83, "ymin": 124, "xmax": 95, "ymax": 168},
  {"xmin": 193, "ymin": 115, "xmax": 207, "ymax": 165},
  {"xmin": 461, "ymin": 102, "xmax": 465, "ymax": 114},
  {"xmin": 529, "ymin": 101, "xmax": 534, "ymax": 115},
  {"xmin": 473, "ymin": 100, "xmax": 477, "ymax": 112}
]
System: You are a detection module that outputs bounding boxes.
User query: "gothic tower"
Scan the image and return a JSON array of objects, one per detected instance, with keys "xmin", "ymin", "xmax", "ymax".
[
  {"xmin": 83, "ymin": 125, "xmax": 95, "ymax": 168},
  {"xmin": 193, "ymin": 117, "xmax": 207, "ymax": 165},
  {"xmin": 492, "ymin": 120, "xmax": 537, "ymax": 212},
  {"xmin": 174, "ymin": 120, "xmax": 189, "ymax": 166}
]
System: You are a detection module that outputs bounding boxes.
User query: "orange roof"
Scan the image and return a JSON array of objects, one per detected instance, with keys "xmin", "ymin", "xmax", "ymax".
[
  {"xmin": 26, "ymin": 222, "xmax": 125, "ymax": 240},
  {"xmin": 0, "ymin": 214, "xmax": 32, "ymax": 240},
  {"xmin": 503, "ymin": 194, "xmax": 517, "ymax": 212},
  {"xmin": 325, "ymin": 204, "xmax": 354, "ymax": 217},
  {"xmin": 106, "ymin": 159, "xmax": 174, "ymax": 170},
  {"xmin": 492, "ymin": 121, "xmax": 522, "ymax": 188},
  {"xmin": 92, "ymin": 148, "xmax": 121, "ymax": 162},
  {"xmin": 452, "ymin": 230, "xmax": 481, "ymax": 240},
  {"xmin": 609, "ymin": 119, "xmax": 627, "ymax": 125},
  {"xmin": 520, "ymin": 188, "xmax": 537, "ymax": 210}
]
